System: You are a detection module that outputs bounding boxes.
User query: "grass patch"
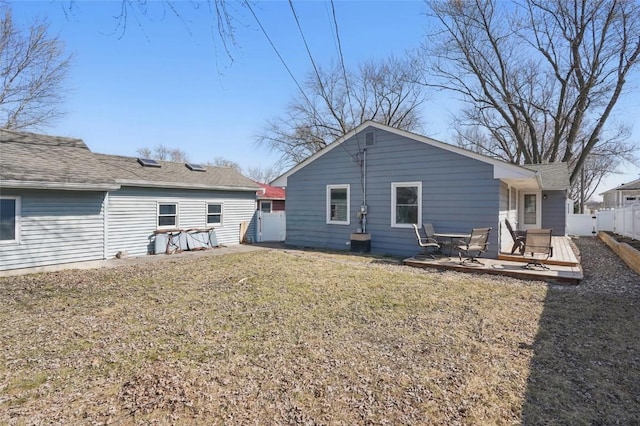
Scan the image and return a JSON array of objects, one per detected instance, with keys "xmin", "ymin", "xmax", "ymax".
[{"xmin": 0, "ymin": 247, "xmax": 637, "ymax": 424}]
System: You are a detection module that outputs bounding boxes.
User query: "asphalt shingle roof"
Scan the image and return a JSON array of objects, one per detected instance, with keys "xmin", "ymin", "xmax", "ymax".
[
  {"xmin": 95, "ymin": 154, "xmax": 260, "ymax": 190},
  {"xmin": 612, "ymin": 178, "xmax": 640, "ymax": 191},
  {"xmin": 524, "ymin": 163, "xmax": 570, "ymax": 190},
  {"xmin": 0, "ymin": 129, "xmax": 260, "ymax": 191},
  {"xmin": 0, "ymin": 130, "xmax": 116, "ymax": 187}
]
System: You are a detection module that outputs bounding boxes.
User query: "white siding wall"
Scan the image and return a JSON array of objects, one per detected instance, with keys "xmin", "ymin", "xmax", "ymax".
[
  {"xmin": 106, "ymin": 187, "xmax": 256, "ymax": 257},
  {"xmin": 0, "ymin": 190, "xmax": 106, "ymax": 271}
]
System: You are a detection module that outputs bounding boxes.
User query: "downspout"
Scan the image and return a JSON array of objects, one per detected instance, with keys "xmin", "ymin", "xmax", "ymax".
[
  {"xmin": 103, "ymin": 192, "xmax": 109, "ymax": 260},
  {"xmin": 362, "ymin": 148, "xmax": 367, "ymax": 234}
]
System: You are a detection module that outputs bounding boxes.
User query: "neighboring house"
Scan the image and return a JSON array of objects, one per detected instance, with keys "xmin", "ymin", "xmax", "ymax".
[
  {"xmin": 255, "ymin": 183, "xmax": 286, "ymax": 243},
  {"xmin": 271, "ymin": 121, "xmax": 570, "ymax": 258},
  {"xmin": 0, "ymin": 129, "xmax": 260, "ymax": 273},
  {"xmin": 599, "ymin": 177, "xmax": 640, "ymax": 208},
  {"xmin": 256, "ymin": 183, "xmax": 286, "ymax": 213}
]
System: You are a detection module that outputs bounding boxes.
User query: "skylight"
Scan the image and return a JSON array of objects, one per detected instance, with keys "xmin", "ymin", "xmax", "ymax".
[
  {"xmin": 137, "ymin": 158, "xmax": 161, "ymax": 168},
  {"xmin": 186, "ymin": 163, "xmax": 206, "ymax": 172}
]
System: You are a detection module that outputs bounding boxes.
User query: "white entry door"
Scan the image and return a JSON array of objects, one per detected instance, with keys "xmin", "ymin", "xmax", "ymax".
[{"xmin": 520, "ymin": 192, "xmax": 541, "ymax": 230}]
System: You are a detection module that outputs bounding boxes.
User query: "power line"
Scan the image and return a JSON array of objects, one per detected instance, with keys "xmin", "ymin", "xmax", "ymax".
[
  {"xmin": 244, "ymin": 1, "xmax": 357, "ymax": 163},
  {"xmin": 330, "ymin": 0, "xmax": 361, "ymax": 152},
  {"xmin": 243, "ymin": 1, "xmax": 313, "ymax": 109},
  {"xmin": 288, "ymin": 0, "xmax": 331, "ymax": 117},
  {"xmin": 287, "ymin": 0, "xmax": 357, "ymax": 160}
]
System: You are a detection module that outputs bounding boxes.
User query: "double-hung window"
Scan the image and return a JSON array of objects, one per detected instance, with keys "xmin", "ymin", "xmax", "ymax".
[
  {"xmin": 391, "ymin": 182, "xmax": 421, "ymax": 227},
  {"xmin": 326, "ymin": 184, "xmax": 350, "ymax": 225},
  {"xmin": 157, "ymin": 203, "xmax": 178, "ymax": 228},
  {"xmin": 207, "ymin": 203, "xmax": 223, "ymax": 225},
  {"xmin": 0, "ymin": 196, "xmax": 20, "ymax": 243}
]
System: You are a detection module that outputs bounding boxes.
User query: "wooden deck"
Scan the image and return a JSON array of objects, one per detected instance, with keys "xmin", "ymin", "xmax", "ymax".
[
  {"xmin": 498, "ymin": 236, "xmax": 580, "ymax": 266},
  {"xmin": 404, "ymin": 237, "xmax": 582, "ymax": 284}
]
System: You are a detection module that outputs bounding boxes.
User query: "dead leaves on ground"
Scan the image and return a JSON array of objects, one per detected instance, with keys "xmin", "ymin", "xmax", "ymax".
[{"xmin": 1, "ymin": 242, "xmax": 638, "ymax": 424}]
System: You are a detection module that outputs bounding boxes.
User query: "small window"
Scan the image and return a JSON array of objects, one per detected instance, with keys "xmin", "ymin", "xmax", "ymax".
[
  {"xmin": 391, "ymin": 182, "xmax": 421, "ymax": 227},
  {"xmin": 260, "ymin": 201, "xmax": 272, "ymax": 213},
  {"xmin": 327, "ymin": 184, "xmax": 350, "ymax": 225},
  {"xmin": 0, "ymin": 196, "xmax": 19, "ymax": 243},
  {"xmin": 365, "ymin": 131, "xmax": 375, "ymax": 147},
  {"xmin": 207, "ymin": 203, "xmax": 222, "ymax": 225},
  {"xmin": 158, "ymin": 203, "xmax": 177, "ymax": 228}
]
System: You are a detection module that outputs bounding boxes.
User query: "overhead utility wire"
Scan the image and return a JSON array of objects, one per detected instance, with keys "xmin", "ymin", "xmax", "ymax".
[
  {"xmin": 288, "ymin": 0, "xmax": 357, "ymax": 160},
  {"xmin": 329, "ymin": 0, "xmax": 367, "ymax": 201},
  {"xmin": 329, "ymin": 0, "xmax": 361, "ymax": 153},
  {"xmin": 245, "ymin": 0, "xmax": 336, "ymax": 163},
  {"xmin": 288, "ymin": 0, "xmax": 333, "ymax": 126},
  {"xmin": 244, "ymin": 1, "xmax": 313, "ymax": 109}
]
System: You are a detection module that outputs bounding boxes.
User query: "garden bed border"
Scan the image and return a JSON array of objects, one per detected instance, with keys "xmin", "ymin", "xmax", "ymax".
[{"xmin": 598, "ymin": 231, "xmax": 640, "ymax": 276}]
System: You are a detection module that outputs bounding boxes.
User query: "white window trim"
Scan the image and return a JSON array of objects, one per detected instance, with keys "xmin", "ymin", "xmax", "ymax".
[
  {"xmin": 259, "ymin": 200, "xmax": 272, "ymax": 213},
  {"xmin": 326, "ymin": 184, "xmax": 350, "ymax": 225},
  {"xmin": 391, "ymin": 181, "xmax": 422, "ymax": 228},
  {"xmin": 0, "ymin": 196, "xmax": 20, "ymax": 244},
  {"xmin": 206, "ymin": 202, "xmax": 224, "ymax": 226},
  {"xmin": 157, "ymin": 202, "xmax": 179, "ymax": 229}
]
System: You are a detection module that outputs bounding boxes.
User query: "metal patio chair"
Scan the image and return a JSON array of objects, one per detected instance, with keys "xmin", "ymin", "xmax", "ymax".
[
  {"xmin": 424, "ymin": 222, "xmax": 451, "ymax": 254},
  {"xmin": 456, "ymin": 227, "xmax": 492, "ymax": 265},
  {"xmin": 522, "ymin": 229, "xmax": 553, "ymax": 270},
  {"xmin": 505, "ymin": 218, "xmax": 526, "ymax": 255},
  {"xmin": 412, "ymin": 224, "xmax": 441, "ymax": 259}
]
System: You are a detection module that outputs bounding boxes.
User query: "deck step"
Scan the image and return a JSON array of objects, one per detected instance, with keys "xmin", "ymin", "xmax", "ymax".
[
  {"xmin": 501, "ymin": 236, "xmax": 580, "ymax": 267},
  {"xmin": 497, "ymin": 254, "xmax": 578, "ymax": 267},
  {"xmin": 404, "ymin": 256, "xmax": 583, "ymax": 285}
]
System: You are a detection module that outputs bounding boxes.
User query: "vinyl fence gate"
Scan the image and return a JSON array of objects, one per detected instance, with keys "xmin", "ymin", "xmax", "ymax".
[{"xmin": 256, "ymin": 210, "xmax": 286, "ymax": 242}]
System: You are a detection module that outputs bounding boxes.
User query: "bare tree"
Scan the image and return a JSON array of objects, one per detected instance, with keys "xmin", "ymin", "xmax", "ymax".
[
  {"xmin": 136, "ymin": 145, "xmax": 187, "ymax": 162},
  {"xmin": 0, "ymin": 4, "xmax": 72, "ymax": 129},
  {"xmin": 258, "ymin": 55, "xmax": 427, "ymax": 166},
  {"xmin": 207, "ymin": 156, "xmax": 243, "ymax": 173},
  {"xmin": 136, "ymin": 147, "xmax": 152, "ymax": 159},
  {"xmin": 244, "ymin": 164, "xmax": 284, "ymax": 184},
  {"xmin": 423, "ymin": 0, "xmax": 640, "ymax": 204},
  {"xmin": 64, "ymin": 0, "xmax": 243, "ymax": 63}
]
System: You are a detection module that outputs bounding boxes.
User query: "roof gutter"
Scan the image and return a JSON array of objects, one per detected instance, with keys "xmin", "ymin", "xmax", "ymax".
[
  {"xmin": 0, "ymin": 180, "xmax": 120, "ymax": 191},
  {"xmin": 116, "ymin": 180, "xmax": 261, "ymax": 192}
]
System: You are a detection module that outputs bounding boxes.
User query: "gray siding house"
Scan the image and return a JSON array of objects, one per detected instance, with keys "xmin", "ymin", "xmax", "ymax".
[
  {"xmin": 599, "ymin": 177, "xmax": 640, "ymax": 208},
  {"xmin": 0, "ymin": 129, "xmax": 259, "ymax": 273},
  {"xmin": 271, "ymin": 121, "xmax": 570, "ymax": 258}
]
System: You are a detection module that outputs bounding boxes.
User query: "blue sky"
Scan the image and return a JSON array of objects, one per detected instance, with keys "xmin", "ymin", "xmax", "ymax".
[{"xmin": 9, "ymin": 0, "xmax": 640, "ymax": 199}]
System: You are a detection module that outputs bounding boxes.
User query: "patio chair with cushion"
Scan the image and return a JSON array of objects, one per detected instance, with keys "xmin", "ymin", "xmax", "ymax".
[
  {"xmin": 505, "ymin": 218, "xmax": 526, "ymax": 255},
  {"xmin": 522, "ymin": 228, "xmax": 553, "ymax": 270},
  {"xmin": 412, "ymin": 224, "xmax": 441, "ymax": 259},
  {"xmin": 456, "ymin": 227, "xmax": 492, "ymax": 265}
]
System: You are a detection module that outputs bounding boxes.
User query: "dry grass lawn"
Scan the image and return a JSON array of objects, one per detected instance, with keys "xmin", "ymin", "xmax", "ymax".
[{"xmin": 1, "ymin": 242, "xmax": 638, "ymax": 424}]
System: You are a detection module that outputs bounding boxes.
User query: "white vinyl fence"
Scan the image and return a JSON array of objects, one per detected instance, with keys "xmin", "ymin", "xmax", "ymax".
[
  {"xmin": 255, "ymin": 210, "xmax": 286, "ymax": 242},
  {"xmin": 567, "ymin": 204, "xmax": 640, "ymax": 240}
]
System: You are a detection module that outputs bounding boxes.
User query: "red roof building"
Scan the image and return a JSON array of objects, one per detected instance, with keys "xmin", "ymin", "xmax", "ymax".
[{"xmin": 256, "ymin": 183, "xmax": 285, "ymax": 212}]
